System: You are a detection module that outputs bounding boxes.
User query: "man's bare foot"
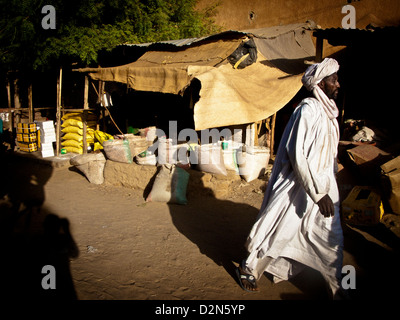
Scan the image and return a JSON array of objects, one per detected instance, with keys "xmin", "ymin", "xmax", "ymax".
[{"xmin": 236, "ymin": 266, "xmax": 259, "ymax": 292}]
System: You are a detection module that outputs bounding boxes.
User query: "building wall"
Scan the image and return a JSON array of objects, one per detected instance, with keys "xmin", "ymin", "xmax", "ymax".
[{"xmin": 197, "ymin": 0, "xmax": 400, "ymax": 31}]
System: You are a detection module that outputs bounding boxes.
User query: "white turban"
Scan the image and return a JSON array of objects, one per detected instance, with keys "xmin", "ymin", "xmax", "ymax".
[
  {"xmin": 302, "ymin": 58, "xmax": 339, "ymax": 91},
  {"xmin": 301, "ymin": 58, "xmax": 340, "ymax": 120}
]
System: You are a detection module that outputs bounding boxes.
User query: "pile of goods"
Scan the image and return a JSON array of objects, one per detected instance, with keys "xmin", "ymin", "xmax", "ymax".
[
  {"xmin": 16, "ymin": 122, "xmax": 39, "ymax": 153},
  {"xmin": 61, "ymin": 112, "xmax": 97, "ymax": 154}
]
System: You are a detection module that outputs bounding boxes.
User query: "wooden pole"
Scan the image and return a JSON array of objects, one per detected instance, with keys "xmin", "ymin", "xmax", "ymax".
[
  {"xmin": 316, "ymin": 36, "xmax": 324, "ymax": 62},
  {"xmin": 6, "ymin": 79, "xmax": 14, "ymax": 131},
  {"xmin": 56, "ymin": 67, "xmax": 62, "ymax": 156},
  {"xmin": 28, "ymin": 83, "xmax": 33, "ymax": 122},
  {"xmin": 270, "ymin": 113, "xmax": 277, "ymax": 158},
  {"xmin": 83, "ymin": 75, "xmax": 89, "ymax": 154},
  {"xmin": 13, "ymin": 78, "xmax": 21, "ymax": 124},
  {"xmin": 99, "ymin": 80, "xmax": 105, "ymax": 131}
]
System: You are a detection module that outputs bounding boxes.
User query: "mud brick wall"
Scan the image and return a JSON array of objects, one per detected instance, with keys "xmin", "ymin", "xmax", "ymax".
[{"xmin": 103, "ymin": 160, "xmax": 241, "ymax": 200}]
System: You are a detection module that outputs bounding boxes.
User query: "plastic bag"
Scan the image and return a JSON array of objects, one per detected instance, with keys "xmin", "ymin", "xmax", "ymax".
[{"xmin": 228, "ymin": 38, "xmax": 257, "ymax": 69}]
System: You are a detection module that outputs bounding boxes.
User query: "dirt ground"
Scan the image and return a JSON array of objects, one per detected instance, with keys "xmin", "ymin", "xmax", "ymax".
[{"xmin": 1, "ymin": 152, "xmax": 400, "ymax": 302}]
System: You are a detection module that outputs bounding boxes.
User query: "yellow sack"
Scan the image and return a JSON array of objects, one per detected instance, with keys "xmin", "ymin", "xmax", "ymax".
[
  {"xmin": 61, "ymin": 139, "xmax": 83, "ymax": 148},
  {"xmin": 62, "ymin": 118, "xmax": 84, "ymax": 129},
  {"xmin": 94, "ymin": 142, "xmax": 103, "ymax": 151},
  {"xmin": 62, "ymin": 113, "xmax": 82, "ymax": 121},
  {"xmin": 62, "ymin": 126, "xmax": 83, "ymax": 135},
  {"xmin": 94, "ymin": 130, "xmax": 113, "ymax": 145},
  {"xmin": 63, "ymin": 146, "xmax": 83, "ymax": 154},
  {"xmin": 63, "ymin": 133, "xmax": 94, "ymax": 143},
  {"xmin": 87, "ymin": 128, "xmax": 96, "ymax": 138},
  {"xmin": 63, "ymin": 132, "xmax": 83, "ymax": 142},
  {"xmin": 62, "ymin": 119, "xmax": 97, "ymax": 129},
  {"xmin": 62, "ymin": 112, "xmax": 96, "ymax": 121}
]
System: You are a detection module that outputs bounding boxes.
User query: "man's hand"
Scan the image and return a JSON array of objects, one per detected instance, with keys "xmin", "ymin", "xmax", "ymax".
[{"xmin": 317, "ymin": 194, "xmax": 335, "ymax": 217}]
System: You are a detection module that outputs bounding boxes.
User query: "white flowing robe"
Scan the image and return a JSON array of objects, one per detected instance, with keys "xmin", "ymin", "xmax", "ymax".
[{"xmin": 244, "ymin": 97, "xmax": 344, "ymax": 295}]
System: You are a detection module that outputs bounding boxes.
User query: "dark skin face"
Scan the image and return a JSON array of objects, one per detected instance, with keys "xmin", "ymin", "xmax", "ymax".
[{"xmin": 318, "ymin": 72, "xmax": 340, "ymax": 100}]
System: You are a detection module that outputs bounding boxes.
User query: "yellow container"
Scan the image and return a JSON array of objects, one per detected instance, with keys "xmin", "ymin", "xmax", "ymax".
[
  {"xmin": 17, "ymin": 132, "xmax": 38, "ymax": 143},
  {"xmin": 18, "ymin": 142, "xmax": 38, "ymax": 153},
  {"xmin": 17, "ymin": 122, "xmax": 37, "ymax": 133},
  {"xmin": 341, "ymin": 186, "xmax": 384, "ymax": 226}
]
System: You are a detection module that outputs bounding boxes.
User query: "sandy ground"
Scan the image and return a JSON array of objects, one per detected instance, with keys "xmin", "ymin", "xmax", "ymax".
[{"xmin": 1, "ymin": 152, "xmax": 400, "ymax": 302}]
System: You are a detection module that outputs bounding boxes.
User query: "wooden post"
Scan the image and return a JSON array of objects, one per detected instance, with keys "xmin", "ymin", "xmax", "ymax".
[
  {"xmin": 13, "ymin": 78, "xmax": 21, "ymax": 124},
  {"xmin": 316, "ymin": 36, "xmax": 324, "ymax": 62},
  {"xmin": 6, "ymin": 79, "xmax": 14, "ymax": 131},
  {"xmin": 28, "ymin": 83, "xmax": 33, "ymax": 122},
  {"xmin": 253, "ymin": 123, "xmax": 258, "ymax": 146},
  {"xmin": 83, "ymin": 75, "xmax": 89, "ymax": 154},
  {"xmin": 270, "ymin": 113, "xmax": 276, "ymax": 158},
  {"xmin": 56, "ymin": 67, "xmax": 62, "ymax": 156},
  {"xmin": 99, "ymin": 80, "xmax": 105, "ymax": 131}
]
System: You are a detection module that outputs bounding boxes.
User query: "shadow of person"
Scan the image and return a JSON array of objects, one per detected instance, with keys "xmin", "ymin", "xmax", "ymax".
[
  {"xmin": 0, "ymin": 153, "xmax": 79, "ymax": 300},
  {"xmin": 163, "ymin": 169, "xmax": 260, "ymax": 283},
  {"xmin": 0, "ymin": 210, "xmax": 79, "ymax": 300},
  {"xmin": 0, "ymin": 153, "xmax": 53, "ymax": 233},
  {"xmin": 35, "ymin": 213, "xmax": 80, "ymax": 299}
]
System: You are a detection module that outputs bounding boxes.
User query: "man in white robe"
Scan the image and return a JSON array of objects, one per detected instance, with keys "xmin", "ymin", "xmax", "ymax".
[{"xmin": 236, "ymin": 58, "xmax": 345, "ymax": 299}]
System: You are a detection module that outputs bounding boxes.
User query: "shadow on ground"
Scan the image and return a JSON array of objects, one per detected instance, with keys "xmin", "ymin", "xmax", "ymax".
[
  {"xmin": 0, "ymin": 153, "xmax": 79, "ymax": 300},
  {"xmin": 145, "ymin": 167, "xmax": 400, "ymax": 300}
]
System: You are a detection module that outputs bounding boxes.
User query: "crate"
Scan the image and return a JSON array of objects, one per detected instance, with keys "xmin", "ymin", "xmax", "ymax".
[
  {"xmin": 17, "ymin": 122, "xmax": 37, "ymax": 133},
  {"xmin": 341, "ymin": 186, "xmax": 384, "ymax": 226},
  {"xmin": 17, "ymin": 132, "xmax": 38, "ymax": 143},
  {"xmin": 18, "ymin": 142, "xmax": 38, "ymax": 153}
]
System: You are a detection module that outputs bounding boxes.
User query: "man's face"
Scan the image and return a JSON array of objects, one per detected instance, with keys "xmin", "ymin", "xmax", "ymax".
[{"xmin": 318, "ymin": 73, "xmax": 340, "ymax": 100}]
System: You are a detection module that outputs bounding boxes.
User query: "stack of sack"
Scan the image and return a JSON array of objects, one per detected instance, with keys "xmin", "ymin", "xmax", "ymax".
[{"xmin": 61, "ymin": 112, "xmax": 97, "ymax": 154}]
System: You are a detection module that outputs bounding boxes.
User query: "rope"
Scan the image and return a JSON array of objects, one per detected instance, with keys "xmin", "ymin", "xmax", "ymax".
[{"xmin": 91, "ymin": 81, "xmax": 124, "ymax": 136}]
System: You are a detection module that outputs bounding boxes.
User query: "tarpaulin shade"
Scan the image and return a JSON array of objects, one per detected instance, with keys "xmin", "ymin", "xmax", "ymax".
[{"xmin": 76, "ymin": 22, "xmax": 316, "ymax": 130}]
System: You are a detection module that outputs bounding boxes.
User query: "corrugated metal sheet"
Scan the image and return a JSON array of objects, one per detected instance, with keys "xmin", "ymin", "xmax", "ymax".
[
  {"xmin": 119, "ymin": 21, "xmax": 316, "ymax": 49},
  {"xmin": 123, "ymin": 37, "xmax": 202, "ymax": 48},
  {"xmin": 120, "ymin": 30, "xmax": 246, "ymax": 49}
]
